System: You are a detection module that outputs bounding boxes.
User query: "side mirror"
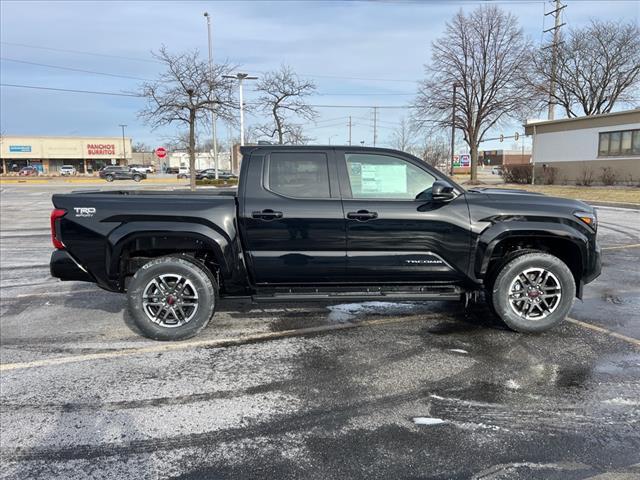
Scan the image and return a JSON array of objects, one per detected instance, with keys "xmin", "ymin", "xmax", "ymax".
[{"xmin": 431, "ymin": 180, "xmax": 455, "ymax": 202}]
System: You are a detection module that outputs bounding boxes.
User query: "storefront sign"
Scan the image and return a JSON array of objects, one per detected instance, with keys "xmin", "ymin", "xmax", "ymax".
[
  {"xmin": 87, "ymin": 144, "xmax": 116, "ymax": 155},
  {"xmin": 9, "ymin": 145, "xmax": 32, "ymax": 153}
]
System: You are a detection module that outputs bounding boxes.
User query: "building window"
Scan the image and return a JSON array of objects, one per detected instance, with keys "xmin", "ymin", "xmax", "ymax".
[{"xmin": 599, "ymin": 129, "xmax": 640, "ymax": 157}]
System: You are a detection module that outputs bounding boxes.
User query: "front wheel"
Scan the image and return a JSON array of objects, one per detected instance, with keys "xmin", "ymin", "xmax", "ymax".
[
  {"xmin": 105, "ymin": 174, "xmax": 114, "ymax": 182},
  {"xmin": 490, "ymin": 252, "xmax": 575, "ymax": 333},
  {"xmin": 127, "ymin": 256, "xmax": 217, "ymax": 340},
  {"xmin": 133, "ymin": 174, "xmax": 142, "ymax": 182}
]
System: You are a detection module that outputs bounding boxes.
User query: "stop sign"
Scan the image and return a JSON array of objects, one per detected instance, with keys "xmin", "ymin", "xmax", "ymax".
[{"xmin": 155, "ymin": 147, "xmax": 167, "ymax": 159}]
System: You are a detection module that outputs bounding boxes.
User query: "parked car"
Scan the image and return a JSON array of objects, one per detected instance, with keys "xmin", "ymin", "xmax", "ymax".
[
  {"xmin": 196, "ymin": 169, "xmax": 238, "ymax": 180},
  {"xmin": 50, "ymin": 145, "xmax": 600, "ymax": 341},
  {"xmin": 491, "ymin": 166, "xmax": 503, "ymax": 175},
  {"xmin": 177, "ymin": 166, "xmax": 190, "ymax": 179},
  {"xmin": 59, "ymin": 165, "xmax": 77, "ymax": 176},
  {"xmin": 98, "ymin": 166, "xmax": 146, "ymax": 182},
  {"xmin": 165, "ymin": 166, "xmax": 179, "ymax": 174},
  {"xmin": 18, "ymin": 166, "xmax": 39, "ymax": 176}
]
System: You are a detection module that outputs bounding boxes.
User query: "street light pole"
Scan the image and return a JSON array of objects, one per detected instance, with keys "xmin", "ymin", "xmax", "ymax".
[
  {"xmin": 118, "ymin": 124, "xmax": 127, "ymax": 165},
  {"xmin": 224, "ymin": 73, "xmax": 257, "ymax": 146},
  {"xmin": 203, "ymin": 12, "xmax": 218, "ymax": 179}
]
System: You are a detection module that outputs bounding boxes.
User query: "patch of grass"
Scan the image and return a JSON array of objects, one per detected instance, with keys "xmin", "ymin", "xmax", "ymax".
[
  {"xmin": 496, "ymin": 184, "xmax": 640, "ymax": 204},
  {"xmin": 195, "ymin": 178, "xmax": 238, "ymax": 186}
]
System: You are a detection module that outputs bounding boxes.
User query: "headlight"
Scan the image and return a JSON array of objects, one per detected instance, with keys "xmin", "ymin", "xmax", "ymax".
[{"xmin": 574, "ymin": 210, "xmax": 597, "ymax": 231}]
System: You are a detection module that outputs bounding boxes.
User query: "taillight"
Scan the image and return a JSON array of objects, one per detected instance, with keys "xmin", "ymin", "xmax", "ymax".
[{"xmin": 50, "ymin": 208, "xmax": 67, "ymax": 249}]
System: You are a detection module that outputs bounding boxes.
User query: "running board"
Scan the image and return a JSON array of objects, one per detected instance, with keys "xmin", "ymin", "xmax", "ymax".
[{"xmin": 251, "ymin": 285, "xmax": 464, "ymax": 302}]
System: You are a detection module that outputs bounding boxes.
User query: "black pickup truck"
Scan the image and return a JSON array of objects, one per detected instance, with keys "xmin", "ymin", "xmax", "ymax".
[{"xmin": 50, "ymin": 146, "xmax": 601, "ymax": 340}]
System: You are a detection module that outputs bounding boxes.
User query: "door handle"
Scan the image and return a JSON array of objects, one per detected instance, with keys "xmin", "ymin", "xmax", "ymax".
[
  {"xmin": 252, "ymin": 209, "xmax": 283, "ymax": 220},
  {"xmin": 347, "ymin": 210, "xmax": 378, "ymax": 221}
]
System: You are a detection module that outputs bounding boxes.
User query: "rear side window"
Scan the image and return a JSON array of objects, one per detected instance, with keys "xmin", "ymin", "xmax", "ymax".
[{"xmin": 268, "ymin": 152, "xmax": 331, "ymax": 198}]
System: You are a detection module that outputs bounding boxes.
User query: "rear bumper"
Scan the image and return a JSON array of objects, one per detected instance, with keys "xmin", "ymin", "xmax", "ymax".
[{"xmin": 50, "ymin": 250, "xmax": 94, "ymax": 282}]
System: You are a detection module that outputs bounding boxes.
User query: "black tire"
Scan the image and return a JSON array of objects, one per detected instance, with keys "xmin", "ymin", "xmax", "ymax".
[
  {"xmin": 105, "ymin": 174, "xmax": 114, "ymax": 182},
  {"xmin": 127, "ymin": 256, "xmax": 217, "ymax": 340},
  {"xmin": 491, "ymin": 252, "xmax": 575, "ymax": 333},
  {"xmin": 133, "ymin": 174, "xmax": 142, "ymax": 182}
]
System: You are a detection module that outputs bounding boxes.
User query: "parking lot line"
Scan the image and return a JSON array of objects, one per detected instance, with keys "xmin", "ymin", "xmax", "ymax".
[
  {"xmin": 0, "ymin": 314, "xmax": 434, "ymax": 372},
  {"xmin": 566, "ymin": 317, "xmax": 640, "ymax": 348},
  {"xmin": 601, "ymin": 243, "xmax": 640, "ymax": 251}
]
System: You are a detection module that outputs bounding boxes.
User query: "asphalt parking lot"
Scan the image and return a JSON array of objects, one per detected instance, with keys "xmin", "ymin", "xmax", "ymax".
[{"xmin": 1, "ymin": 182, "xmax": 639, "ymax": 480}]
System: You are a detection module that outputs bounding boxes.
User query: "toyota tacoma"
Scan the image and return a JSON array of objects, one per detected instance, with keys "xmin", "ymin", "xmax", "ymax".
[{"xmin": 50, "ymin": 146, "xmax": 601, "ymax": 340}]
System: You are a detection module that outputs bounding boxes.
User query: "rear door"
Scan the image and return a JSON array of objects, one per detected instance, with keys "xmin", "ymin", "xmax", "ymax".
[
  {"xmin": 337, "ymin": 150, "xmax": 471, "ymax": 283},
  {"xmin": 239, "ymin": 149, "xmax": 346, "ymax": 284}
]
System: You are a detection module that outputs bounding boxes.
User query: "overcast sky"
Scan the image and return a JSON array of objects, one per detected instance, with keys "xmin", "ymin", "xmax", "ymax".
[{"xmin": 1, "ymin": 0, "xmax": 638, "ymax": 151}]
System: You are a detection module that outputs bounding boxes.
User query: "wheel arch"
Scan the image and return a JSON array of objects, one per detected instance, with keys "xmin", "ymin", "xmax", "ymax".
[
  {"xmin": 107, "ymin": 223, "xmax": 240, "ymax": 292},
  {"xmin": 477, "ymin": 224, "xmax": 589, "ymax": 298}
]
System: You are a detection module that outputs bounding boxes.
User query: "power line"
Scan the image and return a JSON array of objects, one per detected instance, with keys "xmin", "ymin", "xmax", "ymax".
[
  {"xmin": 0, "ymin": 41, "xmax": 162, "ymax": 64},
  {"xmin": 0, "ymin": 83, "xmax": 141, "ymax": 97},
  {"xmin": 0, "ymin": 57, "xmax": 153, "ymax": 81}
]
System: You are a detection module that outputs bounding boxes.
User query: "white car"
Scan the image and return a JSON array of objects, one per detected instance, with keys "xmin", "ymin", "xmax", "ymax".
[
  {"xmin": 59, "ymin": 165, "xmax": 77, "ymax": 176},
  {"xmin": 491, "ymin": 166, "xmax": 503, "ymax": 175},
  {"xmin": 177, "ymin": 166, "xmax": 190, "ymax": 179},
  {"xmin": 129, "ymin": 164, "xmax": 154, "ymax": 174}
]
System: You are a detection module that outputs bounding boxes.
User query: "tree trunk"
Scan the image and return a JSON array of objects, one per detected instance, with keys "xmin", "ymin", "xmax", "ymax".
[
  {"xmin": 274, "ymin": 108, "xmax": 284, "ymax": 144},
  {"xmin": 189, "ymin": 109, "xmax": 196, "ymax": 191},
  {"xmin": 470, "ymin": 143, "xmax": 478, "ymax": 182}
]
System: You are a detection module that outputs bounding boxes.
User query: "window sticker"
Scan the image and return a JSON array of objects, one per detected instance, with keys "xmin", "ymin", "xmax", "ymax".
[{"xmin": 360, "ymin": 164, "xmax": 407, "ymax": 194}]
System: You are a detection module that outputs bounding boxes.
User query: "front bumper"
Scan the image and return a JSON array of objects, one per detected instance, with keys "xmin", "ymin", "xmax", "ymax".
[
  {"xmin": 50, "ymin": 250, "xmax": 94, "ymax": 282},
  {"xmin": 583, "ymin": 243, "xmax": 602, "ymax": 285}
]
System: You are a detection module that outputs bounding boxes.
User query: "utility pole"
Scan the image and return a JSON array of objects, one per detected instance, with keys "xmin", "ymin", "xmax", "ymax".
[
  {"xmin": 373, "ymin": 107, "xmax": 378, "ymax": 147},
  {"xmin": 544, "ymin": 0, "xmax": 566, "ymax": 120},
  {"xmin": 224, "ymin": 73, "xmax": 258, "ymax": 146},
  {"xmin": 348, "ymin": 116, "xmax": 352, "ymax": 146},
  {"xmin": 203, "ymin": 12, "xmax": 219, "ymax": 179},
  {"xmin": 118, "ymin": 124, "xmax": 127, "ymax": 165}
]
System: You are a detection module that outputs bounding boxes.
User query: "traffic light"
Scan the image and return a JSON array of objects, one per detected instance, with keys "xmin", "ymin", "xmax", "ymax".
[
  {"xmin": 514, "ymin": 132, "xmax": 519, "ymax": 141},
  {"xmin": 499, "ymin": 134, "xmax": 504, "ymax": 142}
]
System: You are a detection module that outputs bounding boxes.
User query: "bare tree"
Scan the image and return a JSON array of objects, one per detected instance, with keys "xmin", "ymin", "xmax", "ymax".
[
  {"xmin": 390, "ymin": 117, "xmax": 414, "ymax": 153},
  {"xmin": 132, "ymin": 141, "xmax": 151, "ymax": 153},
  {"xmin": 254, "ymin": 65, "xmax": 317, "ymax": 144},
  {"xmin": 137, "ymin": 46, "xmax": 236, "ymax": 189},
  {"xmin": 414, "ymin": 133, "xmax": 450, "ymax": 170},
  {"xmin": 528, "ymin": 20, "xmax": 640, "ymax": 117},
  {"xmin": 412, "ymin": 5, "xmax": 533, "ymax": 182}
]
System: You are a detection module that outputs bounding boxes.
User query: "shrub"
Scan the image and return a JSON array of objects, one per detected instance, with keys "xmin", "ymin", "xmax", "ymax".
[
  {"xmin": 599, "ymin": 167, "xmax": 617, "ymax": 186},
  {"xmin": 501, "ymin": 164, "xmax": 533, "ymax": 184},
  {"xmin": 576, "ymin": 167, "xmax": 594, "ymax": 187},
  {"xmin": 541, "ymin": 166, "xmax": 557, "ymax": 185}
]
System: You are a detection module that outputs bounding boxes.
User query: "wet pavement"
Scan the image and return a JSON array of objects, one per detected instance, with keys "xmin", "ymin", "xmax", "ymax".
[{"xmin": 1, "ymin": 183, "xmax": 639, "ymax": 479}]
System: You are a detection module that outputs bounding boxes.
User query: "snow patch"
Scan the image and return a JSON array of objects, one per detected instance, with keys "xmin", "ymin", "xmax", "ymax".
[{"xmin": 412, "ymin": 417, "xmax": 446, "ymax": 426}]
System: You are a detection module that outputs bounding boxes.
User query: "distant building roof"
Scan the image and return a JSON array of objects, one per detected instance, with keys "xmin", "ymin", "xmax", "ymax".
[{"xmin": 524, "ymin": 108, "xmax": 640, "ymax": 135}]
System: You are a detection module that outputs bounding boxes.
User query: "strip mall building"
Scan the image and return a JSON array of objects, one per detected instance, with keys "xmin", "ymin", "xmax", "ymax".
[{"xmin": 0, "ymin": 136, "xmax": 132, "ymax": 174}]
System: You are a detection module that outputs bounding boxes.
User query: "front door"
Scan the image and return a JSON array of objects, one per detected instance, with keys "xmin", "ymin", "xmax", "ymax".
[
  {"xmin": 337, "ymin": 151, "xmax": 471, "ymax": 283},
  {"xmin": 240, "ymin": 149, "xmax": 346, "ymax": 284}
]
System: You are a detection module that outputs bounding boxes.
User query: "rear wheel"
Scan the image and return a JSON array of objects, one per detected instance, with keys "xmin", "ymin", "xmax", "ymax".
[
  {"xmin": 105, "ymin": 174, "xmax": 114, "ymax": 182},
  {"xmin": 491, "ymin": 252, "xmax": 575, "ymax": 333},
  {"xmin": 127, "ymin": 256, "xmax": 217, "ymax": 340}
]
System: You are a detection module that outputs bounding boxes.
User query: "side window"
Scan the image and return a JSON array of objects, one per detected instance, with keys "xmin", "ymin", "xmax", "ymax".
[
  {"xmin": 268, "ymin": 152, "xmax": 331, "ymax": 198},
  {"xmin": 345, "ymin": 153, "xmax": 436, "ymax": 199}
]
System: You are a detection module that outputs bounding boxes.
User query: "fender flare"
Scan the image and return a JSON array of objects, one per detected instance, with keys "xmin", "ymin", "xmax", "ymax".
[
  {"xmin": 106, "ymin": 221, "xmax": 236, "ymax": 281},
  {"xmin": 475, "ymin": 221, "xmax": 589, "ymax": 279}
]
